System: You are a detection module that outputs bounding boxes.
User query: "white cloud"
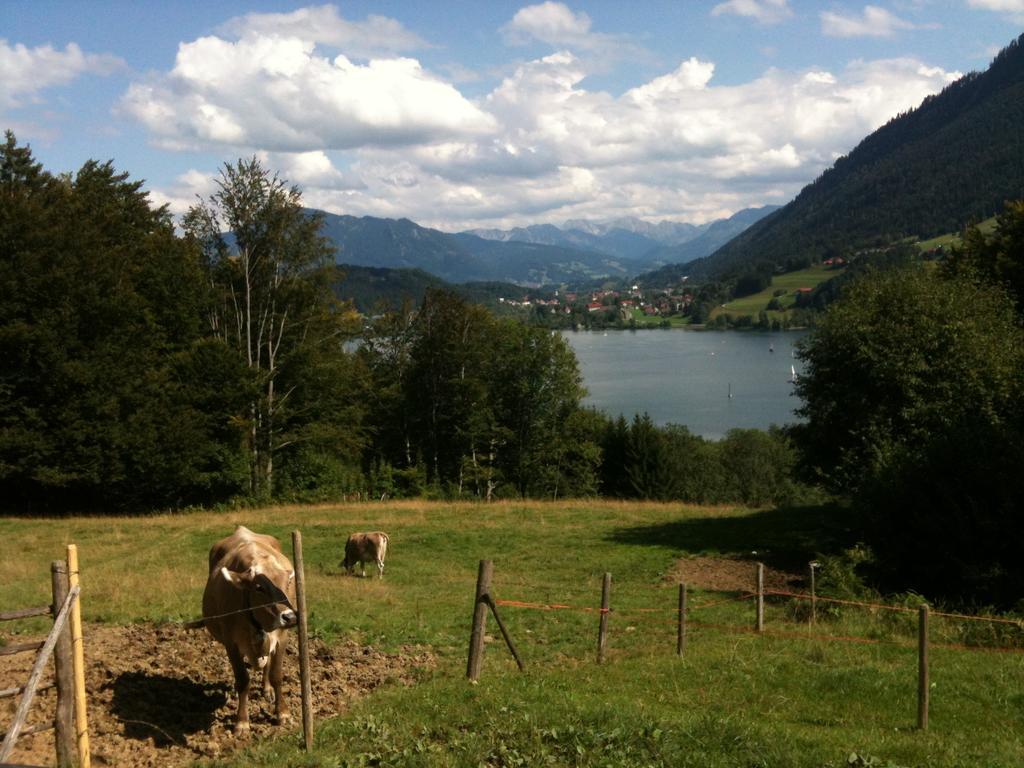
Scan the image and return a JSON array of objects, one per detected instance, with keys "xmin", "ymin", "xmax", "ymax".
[
  {"xmin": 282, "ymin": 53, "xmax": 959, "ymax": 230},
  {"xmin": 219, "ymin": 4, "xmax": 428, "ymax": 57},
  {"xmin": 120, "ymin": 34, "xmax": 495, "ymax": 152},
  {"xmin": 966, "ymin": 0, "xmax": 1024, "ymax": 10},
  {"xmin": 500, "ymin": 2, "xmax": 641, "ymax": 61},
  {"xmin": 966, "ymin": 0, "xmax": 1024, "ymax": 23},
  {"xmin": 711, "ymin": 0, "xmax": 793, "ymax": 24},
  {"xmin": 146, "ymin": 169, "xmax": 218, "ymax": 216},
  {"xmin": 133, "ymin": 10, "xmax": 961, "ymax": 231},
  {"xmin": 257, "ymin": 150, "xmax": 366, "ymax": 191},
  {"xmin": 821, "ymin": 5, "xmax": 921, "ymax": 37},
  {"xmin": 0, "ymin": 39, "xmax": 124, "ymax": 109},
  {"xmin": 502, "ymin": 3, "xmax": 594, "ymax": 46}
]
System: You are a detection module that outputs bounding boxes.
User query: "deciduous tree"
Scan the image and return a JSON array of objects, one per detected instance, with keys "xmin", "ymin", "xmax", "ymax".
[{"xmin": 183, "ymin": 158, "xmax": 359, "ymax": 498}]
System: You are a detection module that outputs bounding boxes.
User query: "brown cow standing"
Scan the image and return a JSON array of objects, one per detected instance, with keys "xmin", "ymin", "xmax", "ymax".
[
  {"xmin": 340, "ymin": 531, "xmax": 389, "ymax": 578},
  {"xmin": 202, "ymin": 526, "xmax": 297, "ymax": 733}
]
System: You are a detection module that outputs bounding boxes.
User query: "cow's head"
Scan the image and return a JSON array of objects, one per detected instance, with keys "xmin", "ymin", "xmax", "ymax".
[{"xmin": 221, "ymin": 564, "xmax": 298, "ymax": 631}]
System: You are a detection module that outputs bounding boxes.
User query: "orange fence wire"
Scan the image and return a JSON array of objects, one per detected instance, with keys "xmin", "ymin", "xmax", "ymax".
[
  {"xmin": 493, "ymin": 585, "xmax": 1024, "ymax": 656},
  {"xmin": 764, "ymin": 589, "xmax": 917, "ymax": 613}
]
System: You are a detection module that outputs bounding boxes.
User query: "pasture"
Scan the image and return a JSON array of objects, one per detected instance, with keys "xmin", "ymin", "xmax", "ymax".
[
  {"xmin": 2, "ymin": 501, "xmax": 1023, "ymax": 767},
  {"xmin": 916, "ymin": 216, "xmax": 997, "ymax": 252},
  {"xmin": 712, "ymin": 264, "xmax": 840, "ymax": 322}
]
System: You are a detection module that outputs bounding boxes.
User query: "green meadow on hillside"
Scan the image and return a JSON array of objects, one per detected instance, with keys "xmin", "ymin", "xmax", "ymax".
[
  {"xmin": 916, "ymin": 216, "xmax": 998, "ymax": 253},
  {"xmin": 2, "ymin": 501, "xmax": 1023, "ymax": 767},
  {"xmin": 711, "ymin": 264, "xmax": 841, "ymax": 323}
]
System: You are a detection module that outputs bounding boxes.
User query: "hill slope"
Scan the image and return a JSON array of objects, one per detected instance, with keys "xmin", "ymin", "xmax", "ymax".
[
  {"xmin": 317, "ymin": 212, "xmax": 631, "ymax": 285},
  {"xmin": 640, "ymin": 206, "xmax": 781, "ymax": 267},
  {"xmin": 332, "ymin": 264, "xmax": 538, "ymax": 313},
  {"xmin": 687, "ymin": 33, "xmax": 1024, "ymax": 280}
]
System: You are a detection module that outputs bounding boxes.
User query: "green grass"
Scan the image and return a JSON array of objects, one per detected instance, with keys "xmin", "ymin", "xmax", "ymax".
[
  {"xmin": 916, "ymin": 217, "xmax": 997, "ymax": 253},
  {"xmin": 3, "ymin": 501, "xmax": 1023, "ymax": 767},
  {"xmin": 712, "ymin": 265, "xmax": 840, "ymax": 322},
  {"xmin": 625, "ymin": 309, "xmax": 693, "ymax": 327}
]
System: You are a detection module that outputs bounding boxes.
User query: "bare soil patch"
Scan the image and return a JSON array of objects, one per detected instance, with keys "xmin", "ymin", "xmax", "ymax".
[
  {"xmin": 1, "ymin": 622, "xmax": 433, "ymax": 767},
  {"xmin": 667, "ymin": 556, "xmax": 804, "ymax": 593}
]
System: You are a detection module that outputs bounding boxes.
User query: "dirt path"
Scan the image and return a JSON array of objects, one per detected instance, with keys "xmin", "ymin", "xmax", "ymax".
[
  {"xmin": 1, "ymin": 623, "xmax": 433, "ymax": 766},
  {"xmin": 667, "ymin": 556, "xmax": 804, "ymax": 593}
]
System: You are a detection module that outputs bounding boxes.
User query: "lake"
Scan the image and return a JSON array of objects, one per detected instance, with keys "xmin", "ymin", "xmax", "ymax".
[{"xmin": 561, "ymin": 329, "xmax": 807, "ymax": 439}]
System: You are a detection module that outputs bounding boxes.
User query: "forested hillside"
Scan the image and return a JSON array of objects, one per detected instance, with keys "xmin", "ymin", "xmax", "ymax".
[
  {"xmin": 331, "ymin": 264, "xmax": 446, "ymax": 313},
  {"xmin": 687, "ymin": 33, "xmax": 1024, "ymax": 281},
  {"xmin": 331, "ymin": 264, "xmax": 552, "ymax": 316},
  {"xmin": 318, "ymin": 212, "xmax": 634, "ymax": 284},
  {"xmin": 637, "ymin": 206, "xmax": 780, "ymax": 275}
]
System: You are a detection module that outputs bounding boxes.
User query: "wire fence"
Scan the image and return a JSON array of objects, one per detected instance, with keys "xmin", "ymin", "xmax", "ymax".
[{"xmin": 493, "ymin": 582, "xmax": 1024, "ymax": 656}]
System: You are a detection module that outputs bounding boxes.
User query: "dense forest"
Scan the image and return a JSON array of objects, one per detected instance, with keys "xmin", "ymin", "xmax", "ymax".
[{"xmin": 687, "ymin": 34, "xmax": 1024, "ymax": 283}]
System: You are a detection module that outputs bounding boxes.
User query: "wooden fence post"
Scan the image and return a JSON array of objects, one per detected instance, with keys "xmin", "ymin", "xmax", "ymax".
[
  {"xmin": 755, "ymin": 562, "xmax": 765, "ymax": 633},
  {"xmin": 51, "ymin": 561, "xmax": 75, "ymax": 768},
  {"xmin": 484, "ymin": 596, "xmax": 525, "ymax": 672},
  {"xmin": 677, "ymin": 582, "xmax": 687, "ymax": 657},
  {"xmin": 809, "ymin": 561, "xmax": 818, "ymax": 625},
  {"xmin": 0, "ymin": 585, "xmax": 78, "ymax": 764},
  {"xmin": 466, "ymin": 560, "xmax": 493, "ymax": 681},
  {"xmin": 66, "ymin": 544, "xmax": 90, "ymax": 768},
  {"xmin": 918, "ymin": 604, "xmax": 929, "ymax": 731},
  {"xmin": 291, "ymin": 531, "xmax": 313, "ymax": 751},
  {"xmin": 597, "ymin": 573, "xmax": 611, "ymax": 664}
]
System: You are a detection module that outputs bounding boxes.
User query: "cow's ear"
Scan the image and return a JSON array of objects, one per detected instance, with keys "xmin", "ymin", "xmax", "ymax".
[{"xmin": 220, "ymin": 566, "xmax": 254, "ymax": 590}]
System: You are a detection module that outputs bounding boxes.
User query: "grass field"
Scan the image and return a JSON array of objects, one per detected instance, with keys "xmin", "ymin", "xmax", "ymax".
[
  {"xmin": 916, "ymin": 217, "xmax": 997, "ymax": 252},
  {"xmin": 627, "ymin": 308, "xmax": 693, "ymax": 327},
  {"xmin": 711, "ymin": 265, "xmax": 841, "ymax": 322},
  {"xmin": 3, "ymin": 501, "xmax": 1023, "ymax": 767}
]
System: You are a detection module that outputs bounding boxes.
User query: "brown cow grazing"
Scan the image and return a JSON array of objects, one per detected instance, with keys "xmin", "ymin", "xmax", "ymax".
[
  {"xmin": 202, "ymin": 526, "xmax": 297, "ymax": 733},
  {"xmin": 340, "ymin": 531, "xmax": 389, "ymax": 578}
]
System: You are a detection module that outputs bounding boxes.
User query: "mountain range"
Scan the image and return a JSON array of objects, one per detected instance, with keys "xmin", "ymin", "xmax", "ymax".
[{"xmin": 316, "ymin": 207, "xmax": 777, "ymax": 286}]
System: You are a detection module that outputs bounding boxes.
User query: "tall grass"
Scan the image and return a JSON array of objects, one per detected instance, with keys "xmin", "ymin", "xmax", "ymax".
[{"xmin": 2, "ymin": 501, "xmax": 1023, "ymax": 766}]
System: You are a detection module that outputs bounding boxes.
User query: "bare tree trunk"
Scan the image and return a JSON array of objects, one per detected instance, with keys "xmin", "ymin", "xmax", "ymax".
[{"xmin": 485, "ymin": 442, "xmax": 496, "ymax": 502}]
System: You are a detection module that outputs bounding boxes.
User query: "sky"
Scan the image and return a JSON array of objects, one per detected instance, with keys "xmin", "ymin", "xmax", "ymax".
[{"xmin": 2, "ymin": 1, "xmax": 1022, "ymax": 231}]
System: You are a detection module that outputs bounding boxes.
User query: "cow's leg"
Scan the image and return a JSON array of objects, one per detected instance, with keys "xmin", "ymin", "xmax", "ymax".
[
  {"xmin": 226, "ymin": 645, "xmax": 252, "ymax": 734},
  {"xmin": 360, "ymin": 561, "xmax": 366, "ymax": 577},
  {"xmin": 377, "ymin": 558, "xmax": 384, "ymax": 578},
  {"xmin": 269, "ymin": 642, "xmax": 291, "ymax": 725}
]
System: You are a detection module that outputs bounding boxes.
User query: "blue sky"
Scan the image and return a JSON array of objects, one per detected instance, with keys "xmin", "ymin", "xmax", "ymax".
[{"xmin": 3, "ymin": 1, "xmax": 1021, "ymax": 230}]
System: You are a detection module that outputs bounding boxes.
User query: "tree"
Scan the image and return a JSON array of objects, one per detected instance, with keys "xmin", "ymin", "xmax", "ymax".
[
  {"xmin": 183, "ymin": 158, "xmax": 358, "ymax": 498},
  {"xmin": 793, "ymin": 265, "xmax": 1024, "ymax": 493},
  {"xmin": 402, "ymin": 288, "xmax": 494, "ymax": 491},
  {"xmin": 0, "ymin": 135, "xmax": 243, "ymax": 511},
  {"xmin": 944, "ymin": 200, "xmax": 1024, "ymax": 312},
  {"xmin": 624, "ymin": 413, "xmax": 678, "ymax": 500},
  {"xmin": 792, "ymin": 263, "xmax": 1024, "ymax": 602},
  {"xmin": 489, "ymin": 322, "xmax": 588, "ymax": 497},
  {"xmin": 357, "ymin": 300, "xmax": 419, "ymax": 472},
  {"xmin": 599, "ymin": 415, "xmax": 630, "ymax": 497}
]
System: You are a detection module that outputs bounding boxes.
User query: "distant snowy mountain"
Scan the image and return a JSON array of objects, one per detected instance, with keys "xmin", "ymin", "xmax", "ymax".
[
  {"xmin": 561, "ymin": 216, "xmax": 704, "ymax": 245},
  {"xmin": 465, "ymin": 209, "xmax": 777, "ymax": 264}
]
